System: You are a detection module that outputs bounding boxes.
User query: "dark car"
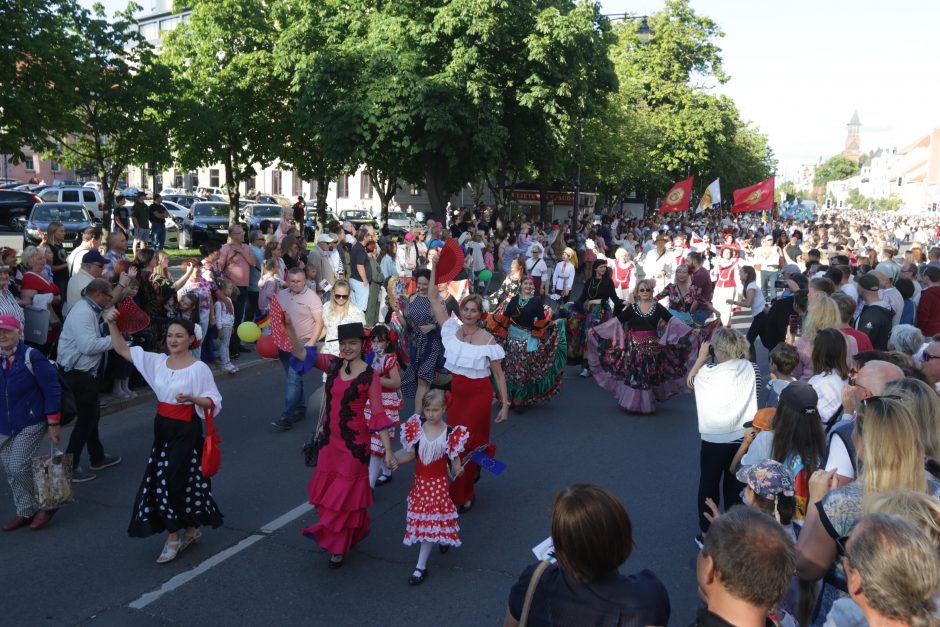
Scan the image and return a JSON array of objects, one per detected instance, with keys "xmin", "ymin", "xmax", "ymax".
[
  {"xmin": 23, "ymin": 203, "xmax": 96, "ymax": 249},
  {"xmin": 0, "ymin": 190, "xmax": 43, "ymax": 230},
  {"xmin": 339, "ymin": 209, "xmax": 376, "ymax": 230},
  {"xmin": 180, "ymin": 201, "xmax": 233, "ymax": 248},
  {"xmin": 162, "ymin": 194, "xmax": 203, "ymax": 210},
  {"xmin": 244, "ymin": 203, "xmax": 283, "ymax": 233}
]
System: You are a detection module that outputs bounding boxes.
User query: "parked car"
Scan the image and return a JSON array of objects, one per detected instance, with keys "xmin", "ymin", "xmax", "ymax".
[
  {"xmin": 23, "ymin": 203, "xmax": 96, "ymax": 249},
  {"xmin": 383, "ymin": 211, "xmax": 413, "ymax": 234},
  {"xmin": 244, "ymin": 203, "xmax": 283, "ymax": 232},
  {"xmin": 37, "ymin": 186, "xmax": 103, "ymax": 219},
  {"xmin": 50, "ymin": 179, "xmax": 83, "ymax": 187},
  {"xmin": 83, "ymin": 181, "xmax": 102, "ymax": 191},
  {"xmin": 303, "ymin": 209, "xmax": 318, "ymax": 241},
  {"xmin": 162, "ymin": 194, "xmax": 203, "ymax": 210},
  {"xmin": 339, "ymin": 209, "xmax": 376, "ymax": 229},
  {"xmin": 0, "ymin": 190, "xmax": 42, "ymax": 231},
  {"xmin": 179, "ymin": 201, "xmax": 232, "ymax": 249},
  {"xmin": 162, "ymin": 200, "xmax": 190, "ymax": 222}
]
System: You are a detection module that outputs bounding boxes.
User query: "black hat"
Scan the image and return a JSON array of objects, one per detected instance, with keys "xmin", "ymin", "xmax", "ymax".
[
  {"xmin": 778, "ymin": 382, "xmax": 818, "ymax": 416},
  {"xmin": 337, "ymin": 322, "xmax": 366, "ymax": 341}
]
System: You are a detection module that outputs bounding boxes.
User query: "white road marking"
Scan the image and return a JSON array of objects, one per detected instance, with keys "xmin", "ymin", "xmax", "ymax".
[{"xmin": 128, "ymin": 501, "xmax": 313, "ymax": 610}]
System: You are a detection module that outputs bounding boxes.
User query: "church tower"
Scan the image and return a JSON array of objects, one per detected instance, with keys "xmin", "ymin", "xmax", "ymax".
[{"xmin": 844, "ymin": 110, "xmax": 861, "ymax": 162}]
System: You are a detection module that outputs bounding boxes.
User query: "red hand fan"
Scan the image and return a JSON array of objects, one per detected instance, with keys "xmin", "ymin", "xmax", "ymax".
[
  {"xmin": 435, "ymin": 239, "xmax": 465, "ymax": 284},
  {"xmin": 117, "ymin": 298, "xmax": 151, "ymax": 334}
]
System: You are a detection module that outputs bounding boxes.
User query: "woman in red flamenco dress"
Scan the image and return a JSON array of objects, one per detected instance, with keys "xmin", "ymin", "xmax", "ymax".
[{"xmin": 284, "ymin": 316, "xmax": 398, "ymax": 569}]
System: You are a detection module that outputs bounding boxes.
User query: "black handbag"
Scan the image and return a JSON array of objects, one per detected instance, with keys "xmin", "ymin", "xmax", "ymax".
[{"xmin": 302, "ymin": 393, "xmax": 328, "ymax": 467}]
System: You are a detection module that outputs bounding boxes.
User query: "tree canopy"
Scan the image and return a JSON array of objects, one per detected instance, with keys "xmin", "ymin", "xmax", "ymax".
[{"xmin": 814, "ymin": 154, "xmax": 858, "ymax": 188}]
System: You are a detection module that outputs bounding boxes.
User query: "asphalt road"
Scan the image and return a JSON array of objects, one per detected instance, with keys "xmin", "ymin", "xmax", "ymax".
[{"xmin": 2, "ymin": 324, "xmax": 768, "ymax": 626}]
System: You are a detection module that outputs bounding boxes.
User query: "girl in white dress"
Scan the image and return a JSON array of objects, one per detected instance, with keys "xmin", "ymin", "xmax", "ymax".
[{"xmin": 106, "ymin": 315, "xmax": 223, "ymax": 564}]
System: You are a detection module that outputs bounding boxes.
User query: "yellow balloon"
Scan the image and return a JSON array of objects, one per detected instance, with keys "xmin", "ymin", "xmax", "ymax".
[{"xmin": 237, "ymin": 321, "xmax": 262, "ymax": 343}]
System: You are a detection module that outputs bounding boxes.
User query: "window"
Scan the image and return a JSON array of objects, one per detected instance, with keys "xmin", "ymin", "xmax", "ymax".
[
  {"xmin": 24, "ymin": 156, "xmax": 36, "ymax": 172},
  {"xmin": 360, "ymin": 173, "xmax": 372, "ymax": 199},
  {"xmin": 409, "ymin": 183, "xmax": 420, "ymax": 196},
  {"xmin": 154, "ymin": 174, "xmax": 163, "ymax": 191},
  {"xmin": 271, "ymin": 170, "xmax": 282, "ymax": 195},
  {"xmin": 160, "ymin": 15, "xmax": 182, "ymax": 32},
  {"xmin": 139, "ymin": 21, "xmax": 159, "ymax": 41},
  {"xmin": 50, "ymin": 160, "xmax": 61, "ymax": 173},
  {"xmin": 174, "ymin": 172, "xmax": 184, "ymax": 188},
  {"xmin": 82, "ymin": 190, "xmax": 96, "ymax": 202},
  {"xmin": 897, "ymin": 176, "xmax": 903, "ymax": 187},
  {"xmin": 337, "ymin": 176, "xmax": 349, "ymax": 198},
  {"xmin": 293, "ymin": 173, "xmax": 302, "ymax": 197},
  {"xmin": 61, "ymin": 190, "xmax": 79, "ymax": 202},
  {"xmin": 41, "ymin": 190, "xmax": 57, "ymax": 202},
  {"xmin": 209, "ymin": 169, "xmax": 220, "ymax": 188}
]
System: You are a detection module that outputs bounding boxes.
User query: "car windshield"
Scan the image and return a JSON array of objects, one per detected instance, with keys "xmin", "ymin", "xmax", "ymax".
[
  {"xmin": 166, "ymin": 196, "xmax": 198, "ymax": 208},
  {"xmin": 32, "ymin": 206, "xmax": 89, "ymax": 223},
  {"xmin": 344, "ymin": 211, "xmax": 369, "ymax": 219},
  {"xmin": 388, "ymin": 212, "xmax": 408, "ymax": 220},
  {"xmin": 193, "ymin": 203, "xmax": 230, "ymax": 217},
  {"xmin": 251, "ymin": 205, "xmax": 282, "ymax": 218}
]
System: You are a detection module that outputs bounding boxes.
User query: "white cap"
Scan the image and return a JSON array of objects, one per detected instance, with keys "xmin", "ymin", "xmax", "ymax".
[{"xmin": 317, "ymin": 233, "xmax": 336, "ymax": 244}]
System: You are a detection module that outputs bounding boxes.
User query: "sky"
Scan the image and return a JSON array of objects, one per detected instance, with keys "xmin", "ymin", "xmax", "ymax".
[{"xmin": 83, "ymin": 0, "xmax": 940, "ymax": 175}]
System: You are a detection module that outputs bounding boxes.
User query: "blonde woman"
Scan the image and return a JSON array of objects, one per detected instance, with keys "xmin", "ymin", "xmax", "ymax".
[
  {"xmin": 319, "ymin": 279, "xmax": 366, "ymax": 357},
  {"xmin": 609, "ymin": 248, "xmax": 636, "ymax": 303},
  {"xmin": 796, "ymin": 397, "xmax": 940, "ymax": 620},
  {"xmin": 791, "ymin": 295, "xmax": 857, "ymax": 381},
  {"xmin": 884, "ymin": 377, "xmax": 940, "ymax": 463}
]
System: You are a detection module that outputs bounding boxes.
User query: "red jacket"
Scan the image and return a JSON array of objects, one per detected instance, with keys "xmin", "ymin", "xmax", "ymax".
[{"xmin": 918, "ymin": 285, "xmax": 940, "ymax": 337}]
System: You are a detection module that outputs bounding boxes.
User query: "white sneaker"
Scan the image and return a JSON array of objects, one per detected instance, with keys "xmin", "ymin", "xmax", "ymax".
[{"xmin": 579, "ymin": 368, "xmax": 590, "ymax": 378}]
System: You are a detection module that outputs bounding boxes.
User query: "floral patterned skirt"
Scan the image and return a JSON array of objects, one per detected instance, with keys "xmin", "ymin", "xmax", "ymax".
[
  {"xmin": 499, "ymin": 321, "xmax": 567, "ymax": 407},
  {"xmin": 565, "ymin": 303, "xmax": 609, "ymax": 361}
]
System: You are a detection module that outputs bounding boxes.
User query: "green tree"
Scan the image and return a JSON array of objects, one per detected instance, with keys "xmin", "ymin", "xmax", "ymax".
[
  {"xmin": 813, "ymin": 155, "xmax": 858, "ymax": 187},
  {"xmin": 47, "ymin": 2, "xmax": 171, "ymax": 231},
  {"xmin": 0, "ymin": 0, "xmax": 82, "ymax": 161},
  {"xmin": 162, "ymin": 0, "xmax": 289, "ymax": 225}
]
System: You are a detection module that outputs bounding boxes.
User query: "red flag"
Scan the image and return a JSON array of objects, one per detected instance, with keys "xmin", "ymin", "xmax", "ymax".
[
  {"xmin": 659, "ymin": 176, "xmax": 694, "ymax": 214},
  {"xmin": 732, "ymin": 177, "xmax": 775, "ymax": 214}
]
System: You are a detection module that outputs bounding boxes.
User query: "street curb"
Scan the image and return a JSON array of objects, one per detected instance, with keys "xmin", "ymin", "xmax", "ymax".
[{"xmin": 100, "ymin": 353, "xmax": 280, "ymax": 417}]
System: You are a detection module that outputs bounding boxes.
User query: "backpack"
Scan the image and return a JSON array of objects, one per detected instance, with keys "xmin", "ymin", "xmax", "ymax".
[{"xmin": 24, "ymin": 349, "xmax": 78, "ymax": 426}]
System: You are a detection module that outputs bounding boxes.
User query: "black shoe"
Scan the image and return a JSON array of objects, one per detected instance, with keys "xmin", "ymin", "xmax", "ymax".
[
  {"xmin": 89, "ymin": 455, "xmax": 122, "ymax": 471},
  {"xmin": 408, "ymin": 567, "xmax": 428, "ymax": 585},
  {"xmin": 375, "ymin": 473, "xmax": 393, "ymax": 487},
  {"xmin": 456, "ymin": 497, "xmax": 475, "ymax": 514},
  {"xmin": 438, "ymin": 545, "xmax": 449, "ymax": 554},
  {"xmin": 71, "ymin": 468, "xmax": 97, "ymax": 483},
  {"xmin": 271, "ymin": 419, "xmax": 293, "ymax": 431},
  {"xmin": 328, "ymin": 554, "xmax": 344, "ymax": 569}
]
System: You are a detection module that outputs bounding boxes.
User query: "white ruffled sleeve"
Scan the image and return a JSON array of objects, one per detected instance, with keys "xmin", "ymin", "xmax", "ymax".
[{"xmin": 441, "ymin": 316, "xmax": 505, "ymax": 377}]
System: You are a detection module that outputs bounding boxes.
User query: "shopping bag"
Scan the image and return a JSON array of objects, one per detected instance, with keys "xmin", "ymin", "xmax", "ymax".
[{"xmin": 32, "ymin": 444, "xmax": 74, "ymax": 509}]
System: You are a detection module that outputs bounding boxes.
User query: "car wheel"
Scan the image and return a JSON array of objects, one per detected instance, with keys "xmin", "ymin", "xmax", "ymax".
[{"xmin": 180, "ymin": 229, "xmax": 191, "ymax": 249}]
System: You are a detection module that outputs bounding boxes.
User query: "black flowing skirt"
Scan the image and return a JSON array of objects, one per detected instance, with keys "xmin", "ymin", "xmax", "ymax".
[{"xmin": 128, "ymin": 413, "xmax": 224, "ymax": 537}]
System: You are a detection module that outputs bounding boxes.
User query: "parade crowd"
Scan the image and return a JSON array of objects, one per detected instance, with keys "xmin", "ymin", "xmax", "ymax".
[{"xmin": 5, "ymin": 194, "xmax": 940, "ymax": 625}]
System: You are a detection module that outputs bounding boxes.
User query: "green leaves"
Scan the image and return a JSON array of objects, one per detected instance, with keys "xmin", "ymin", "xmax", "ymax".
[{"xmin": 814, "ymin": 155, "xmax": 858, "ymax": 188}]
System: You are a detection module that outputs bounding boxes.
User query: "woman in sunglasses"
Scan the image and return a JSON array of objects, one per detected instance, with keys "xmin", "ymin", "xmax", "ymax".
[
  {"xmin": 588, "ymin": 278, "xmax": 696, "ymax": 414},
  {"xmin": 319, "ymin": 279, "xmax": 365, "ymax": 358},
  {"xmin": 795, "ymin": 395, "xmax": 940, "ymax": 622}
]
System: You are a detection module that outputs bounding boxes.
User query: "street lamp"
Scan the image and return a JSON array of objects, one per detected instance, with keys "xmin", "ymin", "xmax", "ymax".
[{"xmin": 570, "ymin": 14, "xmax": 651, "ymax": 234}]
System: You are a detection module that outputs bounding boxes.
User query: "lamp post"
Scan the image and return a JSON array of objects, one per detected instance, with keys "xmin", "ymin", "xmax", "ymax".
[{"xmin": 570, "ymin": 14, "xmax": 650, "ymax": 235}]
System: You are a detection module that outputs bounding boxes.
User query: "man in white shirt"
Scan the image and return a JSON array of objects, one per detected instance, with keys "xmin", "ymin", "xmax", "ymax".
[
  {"xmin": 64, "ymin": 250, "xmax": 107, "ymax": 317},
  {"xmin": 67, "ymin": 227, "xmax": 102, "ymax": 276},
  {"xmin": 826, "ymin": 360, "xmax": 903, "ymax": 484},
  {"xmin": 641, "ymin": 236, "xmax": 673, "ymax": 290},
  {"xmin": 58, "ymin": 279, "xmax": 121, "ymax": 482}
]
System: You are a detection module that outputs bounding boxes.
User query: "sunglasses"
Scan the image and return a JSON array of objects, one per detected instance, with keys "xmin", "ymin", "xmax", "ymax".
[
  {"xmin": 637, "ymin": 288, "xmax": 652, "ymax": 293},
  {"xmin": 334, "ymin": 294, "xmax": 350, "ymax": 300},
  {"xmin": 923, "ymin": 353, "xmax": 940, "ymax": 364}
]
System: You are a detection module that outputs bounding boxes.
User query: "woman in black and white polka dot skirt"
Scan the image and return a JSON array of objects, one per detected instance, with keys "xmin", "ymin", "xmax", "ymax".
[{"xmin": 106, "ymin": 314, "xmax": 223, "ymax": 563}]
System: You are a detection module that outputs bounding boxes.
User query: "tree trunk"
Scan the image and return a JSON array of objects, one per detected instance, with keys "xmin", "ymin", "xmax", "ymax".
[
  {"xmin": 315, "ymin": 177, "xmax": 329, "ymax": 225},
  {"xmin": 223, "ymin": 152, "xmax": 239, "ymax": 226},
  {"xmin": 424, "ymin": 152, "xmax": 450, "ymax": 220}
]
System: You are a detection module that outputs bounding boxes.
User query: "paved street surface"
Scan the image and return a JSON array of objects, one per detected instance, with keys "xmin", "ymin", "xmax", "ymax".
[{"xmin": 2, "ymin": 331, "xmax": 766, "ymax": 626}]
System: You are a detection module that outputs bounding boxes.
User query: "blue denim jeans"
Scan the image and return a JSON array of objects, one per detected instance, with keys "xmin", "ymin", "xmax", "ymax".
[
  {"xmin": 278, "ymin": 349, "xmax": 306, "ymax": 422},
  {"xmin": 150, "ymin": 222, "xmax": 166, "ymax": 249}
]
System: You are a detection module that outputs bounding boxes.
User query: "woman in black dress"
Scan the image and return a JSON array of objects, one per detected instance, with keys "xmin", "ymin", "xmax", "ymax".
[{"xmin": 567, "ymin": 260, "xmax": 623, "ymax": 377}]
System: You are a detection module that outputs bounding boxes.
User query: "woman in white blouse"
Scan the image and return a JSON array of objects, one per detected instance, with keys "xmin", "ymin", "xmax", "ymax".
[
  {"xmin": 551, "ymin": 248, "xmax": 577, "ymax": 300},
  {"xmin": 106, "ymin": 315, "xmax": 223, "ymax": 564},
  {"xmin": 428, "ymin": 258, "xmax": 508, "ymax": 513}
]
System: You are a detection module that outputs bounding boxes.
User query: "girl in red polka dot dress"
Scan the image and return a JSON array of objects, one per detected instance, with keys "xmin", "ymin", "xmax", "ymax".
[{"xmin": 396, "ymin": 389, "xmax": 469, "ymax": 585}]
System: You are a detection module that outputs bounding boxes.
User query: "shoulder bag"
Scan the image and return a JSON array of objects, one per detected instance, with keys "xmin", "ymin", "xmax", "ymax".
[{"xmin": 519, "ymin": 561, "xmax": 551, "ymax": 627}]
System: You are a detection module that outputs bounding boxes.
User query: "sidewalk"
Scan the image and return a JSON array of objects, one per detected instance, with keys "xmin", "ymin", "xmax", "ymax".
[{"xmin": 100, "ymin": 349, "xmax": 279, "ymax": 417}]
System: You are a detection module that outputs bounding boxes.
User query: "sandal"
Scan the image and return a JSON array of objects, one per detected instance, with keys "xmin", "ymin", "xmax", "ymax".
[
  {"xmin": 328, "ymin": 554, "xmax": 345, "ymax": 570},
  {"xmin": 180, "ymin": 529, "xmax": 202, "ymax": 553},
  {"xmin": 156, "ymin": 536, "xmax": 183, "ymax": 563},
  {"xmin": 408, "ymin": 567, "xmax": 428, "ymax": 585}
]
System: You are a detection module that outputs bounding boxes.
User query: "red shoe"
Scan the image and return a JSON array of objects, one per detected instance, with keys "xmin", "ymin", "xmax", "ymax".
[
  {"xmin": 29, "ymin": 509, "xmax": 56, "ymax": 530},
  {"xmin": 2, "ymin": 515, "xmax": 32, "ymax": 531}
]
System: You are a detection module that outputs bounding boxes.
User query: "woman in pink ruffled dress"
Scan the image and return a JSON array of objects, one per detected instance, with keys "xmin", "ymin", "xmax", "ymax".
[{"xmin": 284, "ymin": 316, "xmax": 398, "ymax": 569}]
